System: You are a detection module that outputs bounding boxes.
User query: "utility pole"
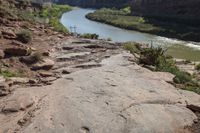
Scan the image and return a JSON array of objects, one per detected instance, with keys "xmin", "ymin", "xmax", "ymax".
[{"xmin": 70, "ymin": 26, "xmax": 77, "ymax": 35}]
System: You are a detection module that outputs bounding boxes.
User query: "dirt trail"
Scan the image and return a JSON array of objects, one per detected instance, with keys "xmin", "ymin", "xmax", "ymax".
[{"xmin": 0, "ymin": 38, "xmax": 200, "ymax": 133}]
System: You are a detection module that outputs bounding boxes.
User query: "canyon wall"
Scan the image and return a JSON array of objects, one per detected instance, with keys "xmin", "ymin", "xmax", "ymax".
[
  {"xmin": 56, "ymin": 0, "xmax": 130, "ymax": 8},
  {"xmin": 57, "ymin": 0, "xmax": 200, "ymax": 25},
  {"xmin": 131, "ymin": 0, "xmax": 200, "ymax": 25}
]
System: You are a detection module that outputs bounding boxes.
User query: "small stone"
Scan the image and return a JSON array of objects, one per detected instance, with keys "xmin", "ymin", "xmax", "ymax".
[
  {"xmin": 31, "ymin": 58, "xmax": 55, "ymax": 70},
  {"xmin": 4, "ymin": 46, "xmax": 31, "ymax": 56},
  {"xmin": 8, "ymin": 77, "xmax": 29, "ymax": 85},
  {"xmin": 39, "ymin": 71, "xmax": 54, "ymax": 77},
  {"xmin": 29, "ymin": 79, "xmax": 38, "ymax": 84},
  {"xmin": 62, "ymin": 46, "xmax": 73, "ymax": 50},
  {"xmin": 42, "ymin": 51, "xmax": 50, "ymax": 56},
  {"xmin": 193, "ymin": 119, "xmax": 198, "ymax": 123},
  {"xmin": 0, "ymin": 49, "xmax": 5, "ymax": 59},
  {"xmin": 41, "ymin": 77, "xmax": 57, "ymax": 84},
  {"xmin": 62, "ymin": 70, "xmax": 71, "ymax": 74}
]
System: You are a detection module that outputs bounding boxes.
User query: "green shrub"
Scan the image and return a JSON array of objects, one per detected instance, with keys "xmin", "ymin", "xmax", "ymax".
[
  {"xmin": 123, "ymin": 42, "xmax": 141, "ymax": 54},
  {"xmin": 139, "ymin": 47, "xmax": 165, "ymax": 66},
  {"xmin": 195, "ymin": 63, "xmax": 200, "ymax": 70},
  {"xmin": 80, "ymin": 33, "xmax": 99, "ymax": 39},
  {"xmin": 107, "ymin": 38, "xmax": 112, "ymax": 41},
  {"xmin": 0, "ymin": 70, "xmax": 18, "ymax": 78},
  {"xmin": 16, "ymin": 30, "xmax": 32, "ymax": 43},
  {"xmin": 184, "ymin": 83, "xmax": 200, "ymax": 94},
  {"xmin": 173, "ymin": 71, "xmax": 192, "ymax": 84},
  {"xmin": 39, "ymin": 4, "xmax": 72, "ymax": 33},
  {"xmin": 125, "ymin": 42, "xmax": 200, "ymax": 94}
]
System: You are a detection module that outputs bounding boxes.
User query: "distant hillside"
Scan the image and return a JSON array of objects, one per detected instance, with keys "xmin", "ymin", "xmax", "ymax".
[
  {"xmin": 56, "ymin": 0, "xmax": 130, "ymax": 8},
  {"xmin": 56, "ymin": 0, "xmax": 200, "ymax": 25},
  {"xmin": 131, "ymin": 0, "xmax": 200, "ymax": 26}
]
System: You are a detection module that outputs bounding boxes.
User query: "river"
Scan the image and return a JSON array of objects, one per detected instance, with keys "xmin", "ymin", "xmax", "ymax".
[{"xmin": 61, "ymin": 8, "xmax": 200, "ymax": 49}]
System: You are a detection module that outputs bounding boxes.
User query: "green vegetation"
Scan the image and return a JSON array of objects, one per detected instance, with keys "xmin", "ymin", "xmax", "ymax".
[
  {"xmin": 166, "ymin": 44, "xmax": 200, "ymax": 61},
  {"xmin": 123, "ymin": 42, "xmax": 141, "ymax": 54},
  {"xmin": 86, "ymin": 8, "xmax": 200, "ymax": 42},
  {"xmin": 107, "ymin": 38, "xmax": 112, "ymax": 41},
  {"xmin": 0, "ymin": 70, "xmax": 19, "ymax": 78},
  {"xmin": 86, "ymin": 8, "xmax": 158, "ymax": 33},
  {"xmin": 123, "ymin": 42, "xmax": 200, "ymax": 94},
  {"xmin": 40, "ymin": 4, "xmax": 72, "ymax": 33},
  {"xmin": 17, "ymin": 30, "xmax": 32, "ymax": 43},
  {"xmin": 80, "ymin": 33, "xmax": 99, "ymax": 39},
  {"xmin": 196, "ymin": 63, "xmax": 200, "ymax": 70}
]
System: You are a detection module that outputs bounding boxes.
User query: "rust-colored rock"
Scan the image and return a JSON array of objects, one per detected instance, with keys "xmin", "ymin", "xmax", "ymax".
[{"xmin": 4, "ymin": 46, "xmax": 31, "ymax": 56}]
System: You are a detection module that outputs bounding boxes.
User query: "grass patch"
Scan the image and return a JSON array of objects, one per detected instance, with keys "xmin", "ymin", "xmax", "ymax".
[
  {"xmin": 166, "ymin": 44, "xmax": 200, "ymax": 61},
  {"xmin": 0, "ymin": 70, "xmax": 19, "ymax": 78},
  {"xmin": 40, "ymin": 4, "xmax": 72, "ymax": 33},
  {"xmin": 196, "ymin": 63, "xmax": 200, "ymax": 70},
  {"xmin": 123, "ymin": 42, "xmax": 141, "ymax": 54}
]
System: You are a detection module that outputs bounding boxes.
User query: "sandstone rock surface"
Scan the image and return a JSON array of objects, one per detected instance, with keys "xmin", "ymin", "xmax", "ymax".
[
  {"xmin": 31, "ymin": 58, "xmax": 55, "ymax": 70},
  {"xmin": 0, "ymin": 39, "xmax": 199, "ymax": 132},
  {"xmin": 21, "ymin": 53, "xmax": 200, "ymax": 133}
]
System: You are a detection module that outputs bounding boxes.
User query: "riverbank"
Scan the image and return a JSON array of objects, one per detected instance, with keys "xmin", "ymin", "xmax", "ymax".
[
  {"xmin": 86, "ymin": 8, "xmax": 200, "ymax": 42},
  {"xmin": 167, "ymin": 44, "xmax": 200, "ymax": 61},
  {"xmin": 39, "ymin": 4, "xmax": 72, "ymax": 33}
]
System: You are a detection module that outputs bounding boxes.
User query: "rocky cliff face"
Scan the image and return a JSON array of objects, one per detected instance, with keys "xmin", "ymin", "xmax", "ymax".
[
  {"xmin": 57, "ymin": 0, "xmax": 200, "ymax": 25},
  {"xmin": 131, "ymin": 0, "xmax": 200, "ymax": 25},
  {"xmin": 57, "ymin": 0, "xmax": 130, "ymax": 8}
]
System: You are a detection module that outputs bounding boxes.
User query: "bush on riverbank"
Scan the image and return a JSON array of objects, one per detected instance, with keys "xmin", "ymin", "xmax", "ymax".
[
  {"xmin": 86, "ymin": 8, "xmax": 200, "ymax": 42},
  {"xmin": 123, "ymin": 42, "xmax": 200, "ymax": 94},
  {"xmin": 196, "ymin": 63, "xmax": 200, "ymax": 71},
  {"xmin": 40, "ymin": 4, "xmax": 72, "ymax": 33},
  {"xmin": 80, "ymin": 33, "xmax": 99, "ymax": 39}
]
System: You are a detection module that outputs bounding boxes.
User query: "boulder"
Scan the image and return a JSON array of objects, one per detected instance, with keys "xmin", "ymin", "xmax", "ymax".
[
  {"xmin": 42, "ymin": 51, "xmax": 50, "ymax": 56},
  {"xmin": 20, "ymin": 53, "xmax": 42, "ymax": 64},
  {"xmin": 29, "ymin": 79, "xmax": 38, "ymax": 84},
  {"xmin": 39, "ymin": 71, "xmax": 54, "ymax": 77},
  {"xmin": 8, "ymin": 77, "xmax": 29, "ymax": 85},
  {"xmin": 31, "ymin": 58, "xmax": 54, "ymax": 70},
  {"xmin": 41, "ymin": 76, "xmax": 57, "ymax": 85},
  {"xmin": 4, "ymin": 46, "xmax": 31, "ymax": 56},
  {"xmin": 0, "ymin": 49, "xmax": 5, "ymax": 59},
  {"xmin": 62, "ymin": 69, "xmax": 71, "ymax": 74},
  {"xmin": 2, "ymin": 94, "xmax": 34, "ymax": 113}
]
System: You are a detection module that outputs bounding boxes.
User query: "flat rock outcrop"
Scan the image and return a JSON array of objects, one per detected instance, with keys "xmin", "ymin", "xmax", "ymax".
[
  {"xmin": 0, "ymin": 38, "xmax": 199, "ymax": 132},
  {"xmin": 21, "ymin": 52, "xmax": 200, "ymax": 133}
]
